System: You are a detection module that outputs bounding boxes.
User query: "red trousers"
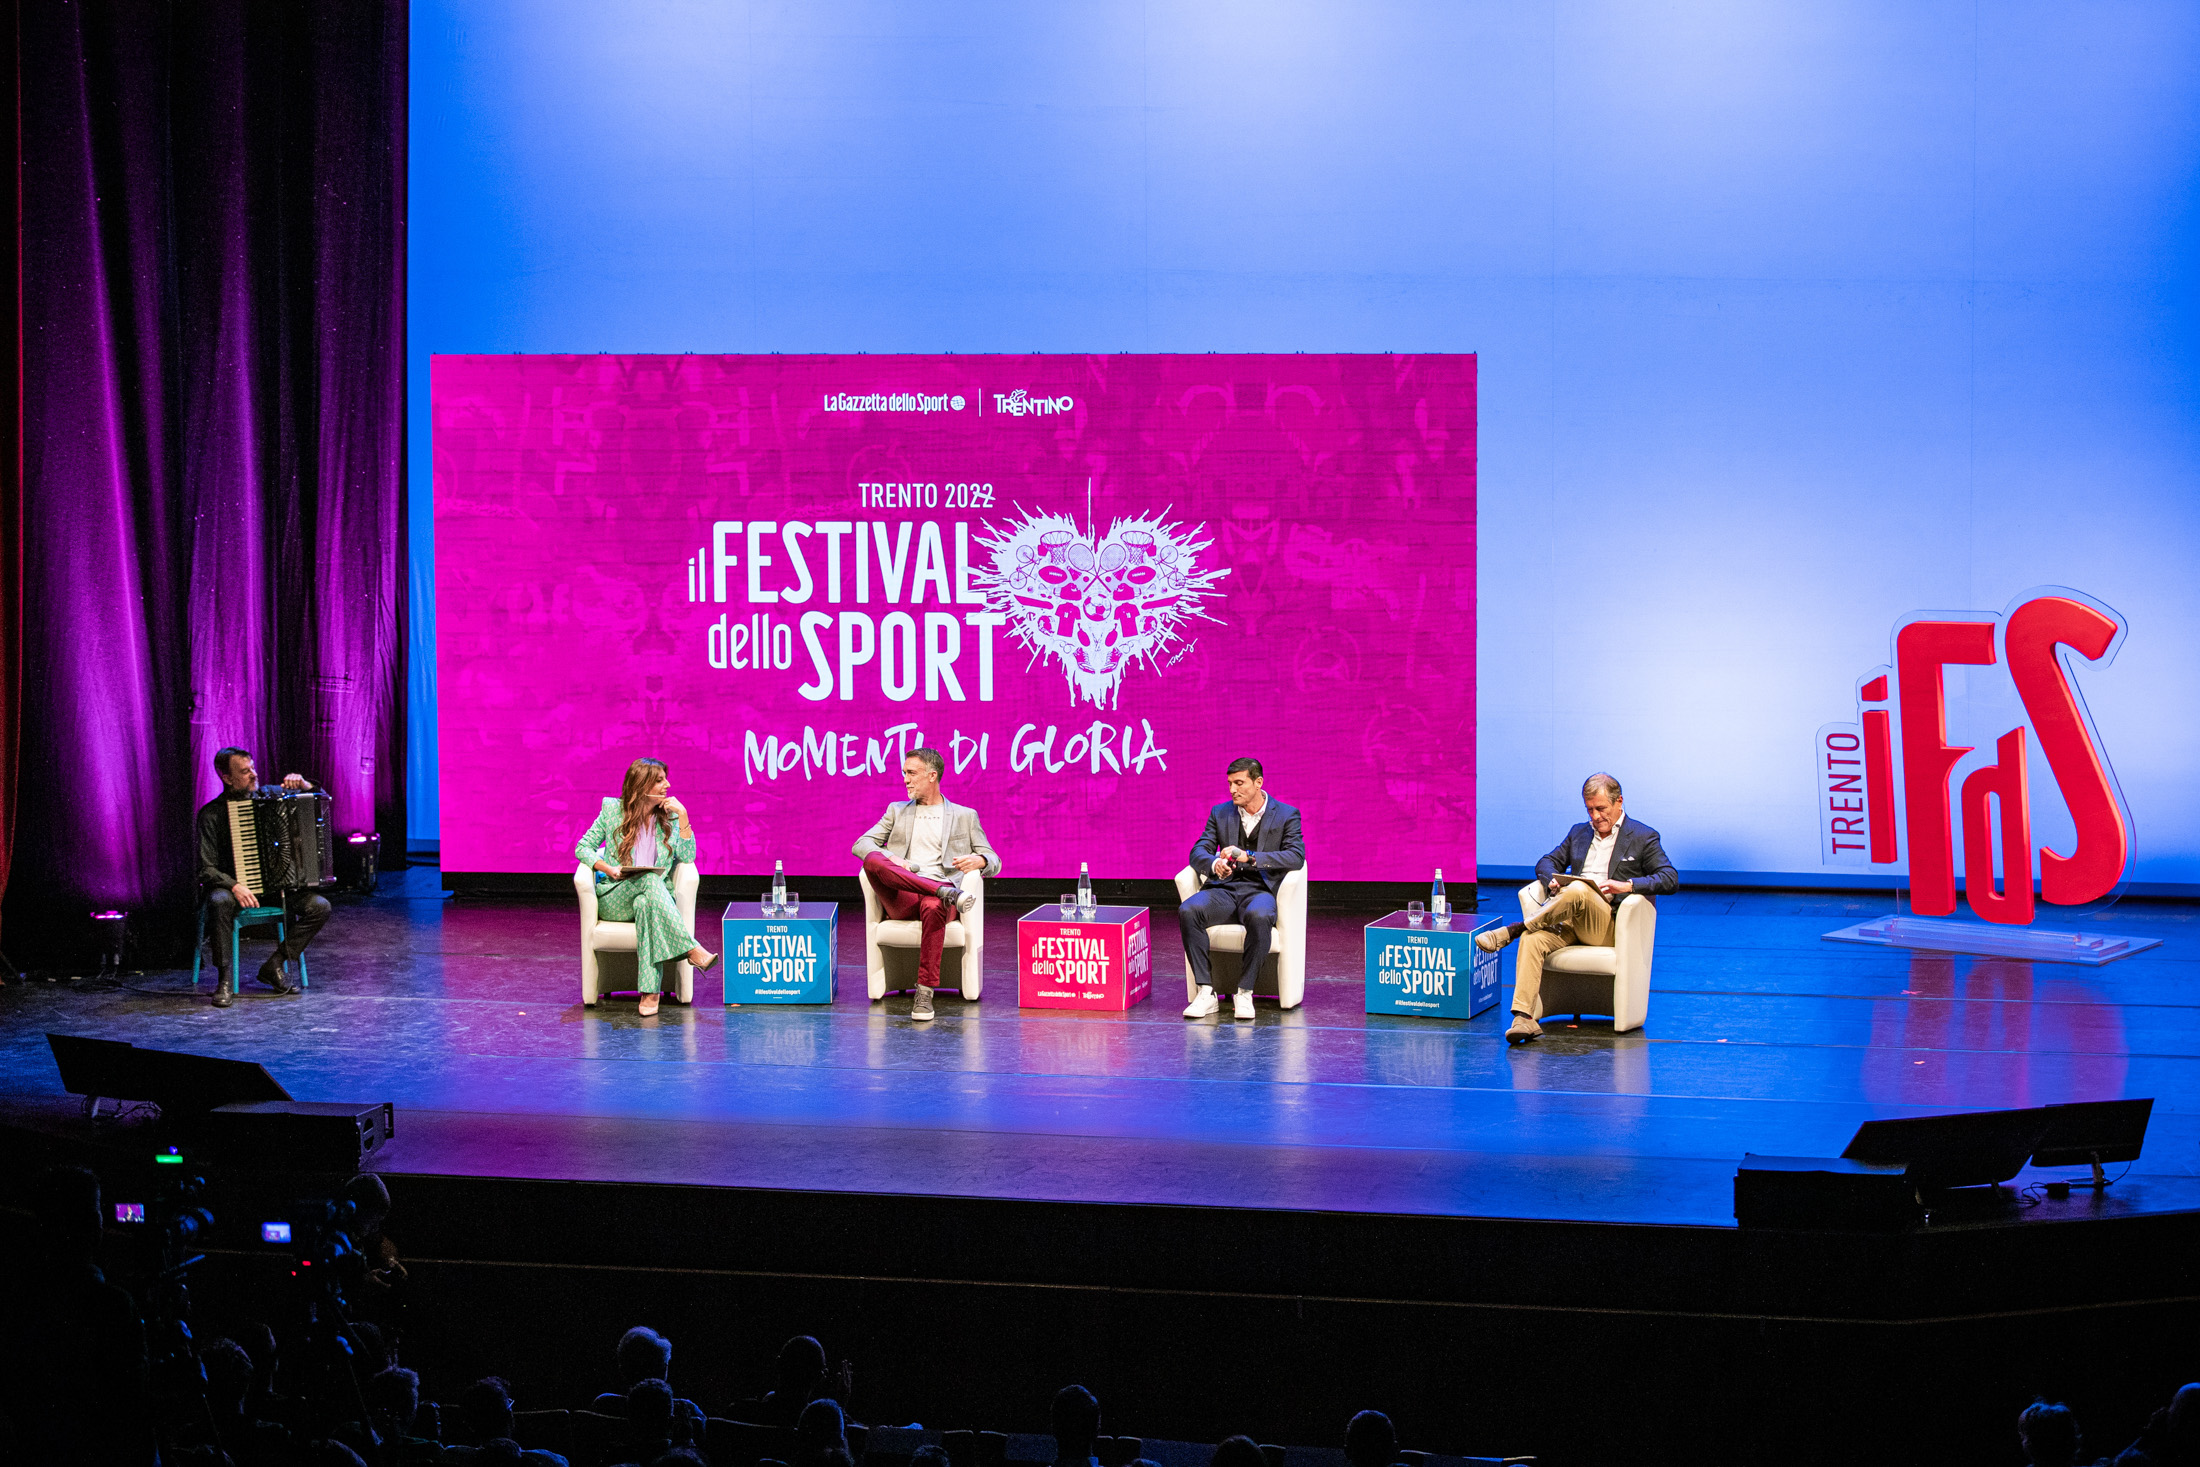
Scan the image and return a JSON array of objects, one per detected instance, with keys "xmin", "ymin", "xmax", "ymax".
[{"xmin": 863, "ymin": 852, "xmax": 953, "ymax": 989}]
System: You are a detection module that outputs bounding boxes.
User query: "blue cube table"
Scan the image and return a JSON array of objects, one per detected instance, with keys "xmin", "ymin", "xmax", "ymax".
[
  {"xmin": 1363, "ymin": 911, "xmax": 1504, "ymax": 1020},
  {"xmin": 721, "ymin": 901, "xmax": 838, "ymax": 1004}
]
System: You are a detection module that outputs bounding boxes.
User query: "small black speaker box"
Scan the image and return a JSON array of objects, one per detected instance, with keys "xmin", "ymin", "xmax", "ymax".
[
  {"xmin": 1735, "ymin": 1154, "xmax": 1917, "ymax": 1231},
  {"xmin": 204, "ymin": 1100, "xmax": 395, "ymax": 1172}
]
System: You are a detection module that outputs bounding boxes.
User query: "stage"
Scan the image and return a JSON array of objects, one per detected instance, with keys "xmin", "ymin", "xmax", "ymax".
[
  {"xmin": 2, "ymin": 873, "xmax": 2196, "ymax": 1464},
  {"xmin": 5, "ymin": 870, "xmax": 2193, "ymax": 1223}
]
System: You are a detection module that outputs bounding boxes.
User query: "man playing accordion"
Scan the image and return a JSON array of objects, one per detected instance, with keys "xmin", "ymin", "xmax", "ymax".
[{"xmin": 194, "ymin": 746, "xmax": 332, "ymax": 1008}]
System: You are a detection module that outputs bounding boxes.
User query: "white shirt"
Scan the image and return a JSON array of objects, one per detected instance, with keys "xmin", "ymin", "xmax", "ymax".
[
  {"xmin": 1238, "ymin": 792, "xmax": 1269, "ymax": 840},
  {"xmin": 904, "ymin": 802, "xmax": 949, "ymax": 877},
  {"xmin": 1580, "ymin": 812, "xmax": 1625, "ymax": 884}
]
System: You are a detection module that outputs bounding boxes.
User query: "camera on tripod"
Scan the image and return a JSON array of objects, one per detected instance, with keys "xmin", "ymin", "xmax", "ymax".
[{"xmin": 266, "ymin": 1195, "xmax": 373, "ymax": 1301}]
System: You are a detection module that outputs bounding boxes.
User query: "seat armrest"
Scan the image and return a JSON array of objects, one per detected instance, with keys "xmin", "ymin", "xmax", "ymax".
[
  {"xmin": 1278, "ymin": 864, "xmax": 1308, "ymax": 929},
  {"xmin": 960, "ymin": 871, "xmax": 986, "ymax": 996},
  {"xmin": 574, "ymin": 862, "xmax": 599, "ymax": 924},
  {"xmin": 1174, "ymin": 865, "xmax": 1202, "ymax": 901}
]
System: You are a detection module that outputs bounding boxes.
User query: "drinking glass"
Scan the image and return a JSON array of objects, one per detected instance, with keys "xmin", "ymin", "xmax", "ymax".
[
  {"xmin": 1432, "ymin": 905, "xmax": 1452, "ymax": 929},
  {"xmin": 1406, "ymin": 901, "xmax": 1425, "ymax": 926},
  {"xmin": 1060, "ymin": 893, "xmax": 1078, "ymax": 918},
  {"xmin": 780, "ymin": 891, "xmax": 799, "ymax": 915}
]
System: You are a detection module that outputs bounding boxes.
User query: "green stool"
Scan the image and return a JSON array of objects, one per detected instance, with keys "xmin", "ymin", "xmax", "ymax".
[{"xmin": 193, "ymin": 901, "xmax": 309, "ymax": 990}]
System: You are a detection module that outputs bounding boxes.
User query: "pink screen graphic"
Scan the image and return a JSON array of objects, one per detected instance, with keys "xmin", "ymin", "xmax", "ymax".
[{"xmin": 434, "ymin": 354, "xmax": 1476, "ymax": 882}]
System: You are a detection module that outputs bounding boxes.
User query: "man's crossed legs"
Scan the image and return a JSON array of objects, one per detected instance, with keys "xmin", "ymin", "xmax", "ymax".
[
  {"xmin": 862, "ymin": 852, "xmax": 971, "ymax": 1020},
  {"xmin": 1476, "ymin": 882, "xmax": 1616, "ymax": 1043}
]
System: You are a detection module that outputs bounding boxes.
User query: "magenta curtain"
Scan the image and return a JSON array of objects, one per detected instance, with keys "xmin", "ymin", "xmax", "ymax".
[{"xmin": 8, "ymin": 0, "xmax": 406, "ymax": 964}]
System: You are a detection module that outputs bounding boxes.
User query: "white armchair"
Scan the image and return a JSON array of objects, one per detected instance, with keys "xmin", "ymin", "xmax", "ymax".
[
  {"xmin": 1515, "ymin": 879, "xmax": 1656, "ymax": 1032},
  {"xmin": 575, "ymin": 861, "xmax": 700, "ymax": 1006},
  {"xmin": 1174, "ymin": 863, "xmax": 1309, "ymax": 1009},
  {"xmin": 859, "ymin": 868, "xmax": 984, "ymax": 1001}
]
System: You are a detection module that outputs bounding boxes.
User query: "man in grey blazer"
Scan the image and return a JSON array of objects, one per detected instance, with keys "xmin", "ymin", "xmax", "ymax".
[
  {"xmin": 1476, "ymin": 772, "xmax": 1678, "ymax": 1043},
  {"xmin": 852, "ymin": 746, "xmax": 1002, "ymax": 1020}
]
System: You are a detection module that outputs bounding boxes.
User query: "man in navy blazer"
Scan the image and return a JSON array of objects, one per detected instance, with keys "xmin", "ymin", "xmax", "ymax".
[
  {"xmin": 1476, "ymin": 772, "xmax": 1677, "ymax": 1043},
  {"xmin": 1181, "ymin": 757, "xmax": 1305, "ymax": 1021}
]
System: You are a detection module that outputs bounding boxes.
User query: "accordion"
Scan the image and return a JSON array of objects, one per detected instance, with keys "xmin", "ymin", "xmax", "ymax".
[{"xmin": 227, "ymin": 790, "xmax": 337, "ymax": 893}]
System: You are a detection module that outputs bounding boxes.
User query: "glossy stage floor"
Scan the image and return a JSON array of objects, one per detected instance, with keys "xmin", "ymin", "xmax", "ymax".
[
  {"xmin": 4, "ymin": 868, "xmax": 2194, "ymax": 1226},
  {"xmin": 3, "ymin": 871, "xmax": 2197, "ymax": 1465}
]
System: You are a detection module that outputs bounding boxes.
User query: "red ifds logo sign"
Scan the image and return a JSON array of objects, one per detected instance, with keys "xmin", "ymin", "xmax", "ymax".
[{"xmin": 1817, "ymin": 588, "xmax": 2130, "ymax": 924}]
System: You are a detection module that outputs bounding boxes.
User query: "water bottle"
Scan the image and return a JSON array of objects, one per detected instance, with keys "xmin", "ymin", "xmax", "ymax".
[
  {"xmin": 1431, "ymin": 868, "xmax": 1447, "ymax": 923},
  {"xmin": 772, "ymin": 859, "xmax": 787, "ymax": 911},
  {"xmin": 1078, "ymin": 862, "xmax": 1094, "ymax": 913}
]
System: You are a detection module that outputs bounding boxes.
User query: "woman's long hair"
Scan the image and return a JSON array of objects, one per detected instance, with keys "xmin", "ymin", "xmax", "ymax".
[{"xmin": 615, "ymin": 758, "xmax": 672, "ymax": 863}]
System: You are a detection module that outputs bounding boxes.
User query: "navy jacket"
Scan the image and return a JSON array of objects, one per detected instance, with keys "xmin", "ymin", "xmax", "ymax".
[
  {"xmin": 1189, "ymin": 796, "xmax": 1305, "ymax": 893},
  {"xmin": 1535, "ymin": 817, "xmax": 1678, "ymax": 905}
]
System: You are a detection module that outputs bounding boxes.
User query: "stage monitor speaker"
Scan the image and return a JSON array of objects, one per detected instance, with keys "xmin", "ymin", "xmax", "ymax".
[
  {"xmin": 204, "ymin": 1101, "xmax": 395, "ymax": 1173},
  {"xmin": 1840, "ymin": 1106, "xmax": 2051, "ymax": 1190},
  {"xmin": 46, "ymin": 1033, "xmax": 291, "ymax": 1118},
  {"xmin": 2031, "ymin": 1097, "xmax": 2153, "ymax": 1189},
  {"xmin": 1735, "ymin": 1154, "xmax": 1917, "ymax": 1231}
]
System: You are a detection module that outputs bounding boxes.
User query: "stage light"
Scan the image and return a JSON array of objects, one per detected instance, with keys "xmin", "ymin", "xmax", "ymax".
[{"xmin": 338, "ymin": 832, "xmax": 380, "ymax": 894}]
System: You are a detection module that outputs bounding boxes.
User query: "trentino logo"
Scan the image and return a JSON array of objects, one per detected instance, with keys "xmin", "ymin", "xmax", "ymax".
[
  {"xmin": 1815, "ymin": 587, "xmax": 2129, "ymax": 925},
  {"xmin": 821, "ymin": 391, "xmax": 966, "ymax": 413},
  {"xmin": 993, "ymin": 390, "xmax": 1074, "ymax": 417}
]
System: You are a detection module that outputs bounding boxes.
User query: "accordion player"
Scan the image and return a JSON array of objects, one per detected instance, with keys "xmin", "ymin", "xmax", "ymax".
[{"xmin": 195, "ymin": 746, "xmax": 337, "ymax": 1008}]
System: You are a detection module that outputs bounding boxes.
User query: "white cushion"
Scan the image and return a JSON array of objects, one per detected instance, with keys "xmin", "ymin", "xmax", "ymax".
[
  {"xmin": 1203, "ymin": 926, "xmax": 1248, "ymax": 953},
  {"xmin": 1543, "ymin": 945, "xmax": 1618, "ymax": 975},
  {"xmin": 875, "ymin": 919, "xmax": 968, "ymax": 949},
  {"xmin": 590, "ymin": 924, "xmax": 639, "ymax": 952}
]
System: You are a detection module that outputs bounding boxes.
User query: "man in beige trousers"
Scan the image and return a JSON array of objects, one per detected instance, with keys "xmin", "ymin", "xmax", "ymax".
[{"xmin": 1477, "ymin": 773, "xmax": 1678, "ymax": 1044}]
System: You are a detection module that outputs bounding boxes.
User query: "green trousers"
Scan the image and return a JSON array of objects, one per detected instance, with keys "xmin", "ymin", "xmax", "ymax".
[{"xmin": 595, "ymin": 872, "xmax": 696, "ymax": 993}]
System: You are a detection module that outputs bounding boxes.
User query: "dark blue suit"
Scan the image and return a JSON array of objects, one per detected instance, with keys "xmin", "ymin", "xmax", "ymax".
[
  {"xmin": 1534, "ymin": 818, "xmax": 1679, "ymax": 904},
  {"xmin": 1180, "ymin": 796, "xmax": 1305, "ymax": 994}
]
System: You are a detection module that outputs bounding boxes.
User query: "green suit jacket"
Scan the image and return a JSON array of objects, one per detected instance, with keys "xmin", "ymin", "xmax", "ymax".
[{"xmin": 574, "ymin": 797, "xmax": 696, "ymax": 884}]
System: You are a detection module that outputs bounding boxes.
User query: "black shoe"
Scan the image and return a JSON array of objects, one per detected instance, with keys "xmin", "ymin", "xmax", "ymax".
[
  {"xmin": 212, "ymin": 976, "xmax": 236, "ymax": 1008},
  {"xmin": 256, "ymin": 958, "xmax": 297, "ymax": 995}
]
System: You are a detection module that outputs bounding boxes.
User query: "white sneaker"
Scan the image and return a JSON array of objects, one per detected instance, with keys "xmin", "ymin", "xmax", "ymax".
[
  {"xmin": 1233, "ymin": 991, "xmax": 1256, "ymax": 1021},
  {"xmin": 1183, "ymin": 986, "xmax": 1219, "ymax": 1018},
  {"xmin": 912, "ymin": 985, "xmax": 936, "ymax": 1021}
]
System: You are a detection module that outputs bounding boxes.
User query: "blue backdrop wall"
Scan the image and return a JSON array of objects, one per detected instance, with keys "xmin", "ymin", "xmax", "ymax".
[{"xmin": 410, "ymin": 1, "xmax": 2200, "ymax": 887}]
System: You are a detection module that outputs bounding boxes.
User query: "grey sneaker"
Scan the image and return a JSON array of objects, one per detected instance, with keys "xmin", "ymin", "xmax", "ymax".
[
  {"xmin": 912, "ymin": 984, "xmax": 936, "ymax": 1021},
  {"xmin": 1506, "ymin": 1011, "xmax": 1542, "ymax": 1044}
]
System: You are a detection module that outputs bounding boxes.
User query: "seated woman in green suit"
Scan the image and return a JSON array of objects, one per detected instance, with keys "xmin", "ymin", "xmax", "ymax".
[{"xmin": 576, "ymin": 757, "xmax": 718, "ymax": 1014}]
